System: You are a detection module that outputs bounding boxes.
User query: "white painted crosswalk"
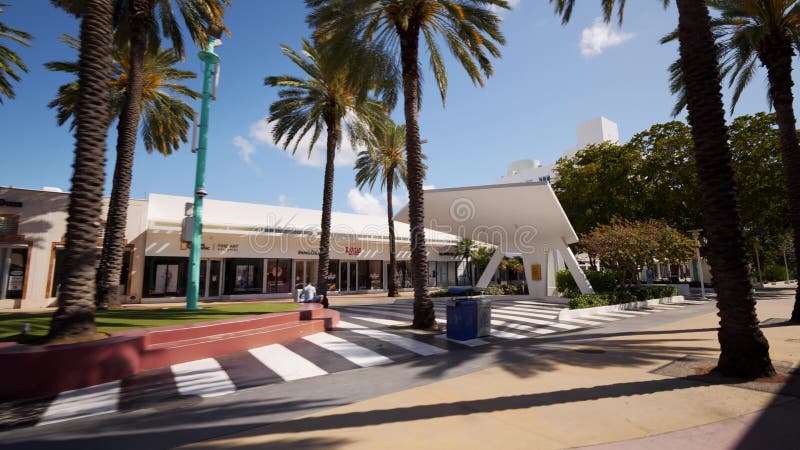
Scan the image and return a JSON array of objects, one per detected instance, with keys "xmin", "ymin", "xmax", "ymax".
[{"xmin": 13, "ymin": 297, "xmax": 702, "ymax": 430}]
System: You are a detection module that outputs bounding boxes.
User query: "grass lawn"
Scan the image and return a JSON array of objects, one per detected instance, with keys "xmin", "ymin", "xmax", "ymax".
[{"xmin": 0, "ymin": 302, "xmax": 300, "ymax": 344}]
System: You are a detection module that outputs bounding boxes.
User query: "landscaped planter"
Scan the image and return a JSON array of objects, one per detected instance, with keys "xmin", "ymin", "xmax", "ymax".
[{"xmin": 557, "ymin": 295, "xmax": 685, "ymax": 322}]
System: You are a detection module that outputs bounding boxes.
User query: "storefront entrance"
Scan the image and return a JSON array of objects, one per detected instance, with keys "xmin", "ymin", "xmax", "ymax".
[
  {"xmin": 0, "ymin": 245, "xmax": 28, "ymax": 300},
  {"xmin": 339, "ymin": 261, "xmax": 358, "ymax": 293}
]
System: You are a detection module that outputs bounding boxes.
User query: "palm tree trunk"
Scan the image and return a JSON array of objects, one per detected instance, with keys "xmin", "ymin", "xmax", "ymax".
[
  {"xmin": 48, "ymin": 0, "xmax": 114, "ymax": 342},
  {"xmin": 398, "ymin": 23, "xmax": 435, "ymax": 329},
  {"xmin": 675, "ymin": 0, "xmax": 774, "ymax": 378},
  {"xmin": 759, "ymin": 34, "xmax": 800, "ymax": 323},
  {"xmin": 316, "ymin": 115, "xmax": 338, "ymax": 295},
  {"xmin": 96, "ymin": 0, "xmax": 151, "ymax": 309},
  {"xmin": 386, "ymin": 171, "xmax": 399, "ymax": 297}
]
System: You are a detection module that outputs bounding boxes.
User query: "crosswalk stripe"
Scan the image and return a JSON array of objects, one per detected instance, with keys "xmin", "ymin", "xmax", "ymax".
[
  {"xmin": 492, "ymin": 312, "xmax": 579, "ymax": 330},
  {"xmin": 303, "ymin": 332, "xmax": 394, "ymax": 367},
  {"xmin": 495, "ymin": 307, "xmax": 558, "ymax": 319},
  {"xmin": 171, "ymin": 358, "xmax": 236, "ymax": 398},
  {"xmin": 342, "ymin": 307, "xmax": 412, "ymax": 321},
  {"xmin": 38, "ymin": 381, "xmax": 120, "ymax": 426},
  {"xmin": 490, "ymin": 328, "xmax": 529, "ymax": 340},
  {"xmin": 433, "ymin": 334, "xmax": 489, "ymax": 347},
  {"xmin": 349, "ymin": 316, "xmax": 406, "ymax": 327},
  {"xmin": 249, "ymin": 344, "xmax": 328, "ymax": 381},
  {"xmin": 339, "ymin": 322, "xmax": 447, "ymax": 356},
  {"xmin": 501, "ymin": 304, "xmax": 562, "ymax": 314},
  {"xmin": 492, "ymin": 319, "xmax": 555, "ymax": 335}
]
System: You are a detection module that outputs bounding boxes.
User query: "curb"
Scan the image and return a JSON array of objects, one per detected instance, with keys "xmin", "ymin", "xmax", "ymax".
[{"xmin": 557, "ymin": 295, "xmax": 685, "ymax": 322}]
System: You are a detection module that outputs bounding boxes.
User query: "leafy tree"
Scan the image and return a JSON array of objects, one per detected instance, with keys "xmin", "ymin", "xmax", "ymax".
[
  {"xmin": 355, "ymin": 117, "xmax": 422, "ymax": 297},
  {"xmin": 266, "ymin": 39, "xmax": 395, "ymax": 295},
  {"xmin": 553, "ymin": 141, "xmax": 642, "ymax": 235},
  {"xmin": 627, "ymin": 121, "xmax": 702, "ymax": 231},
  {"xmin": 455, "ymin": 238, "xmax": 477, "ymax": 285},
  {"xmin": 308, "ymin": 0, "xmax": 509, "ymax": 329},
  {"xmin": 665, "ymin": 0, "xmax": 800, "ymax": 322},
  {"xmin": 48, "ymin": 0, "xmax": 114, "ymax": 342},
  {"xmin": 0, "ymin": 2, "xmax": 31, "ymax": 103},
  {"xmin": 46, "ymin": 35, "xmax": 200, "ymax": 155},
  {"xmin": 552, "ymin": 0, "xmax": 775, "ymax": 378},
  {"xmin": 471, "ymin": 246, "xmax": 495, "ymax": 275}
]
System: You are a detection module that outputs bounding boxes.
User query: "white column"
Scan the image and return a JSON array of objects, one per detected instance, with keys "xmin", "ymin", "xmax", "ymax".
[
  {"xmin": 476, "ymin": 248, "xmax": 504, "ymax": 289},
  {"xmin": 522, "ymin": 252, "xmax": 545, "ymax": 298},
  {"xmin": 559, "ymin": 242, "xmax": 594, "ymax": 294}
]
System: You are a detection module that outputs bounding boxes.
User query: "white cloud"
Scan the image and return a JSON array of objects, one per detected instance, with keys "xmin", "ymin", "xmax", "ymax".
[
  {"xmin": 579, "ymin": 18, "xmax": 634, "ymax": 58},
  {"xmin": 232, "ymin": 136, "xmax": 261, "ymax": 174},
  {"xmin": 348, "ymin": 188, "xmax": 385, "ymax": 215},
  {"xmin": 278, "ymin": 194, "xmax": 291, "ymax": 206},
  {"xmin": 248, "ymin": 118, "xmax": 359, "ymax": 168}
]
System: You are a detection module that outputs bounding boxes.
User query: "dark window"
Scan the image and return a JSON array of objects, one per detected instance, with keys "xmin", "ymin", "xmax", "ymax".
[
  {"xmin": 326, "ymin": 259, "xmax": 339, "ymax": 291},
  {"xmin": 224, "ymin": 258, "xmax": 263, "ymax": 294},
  {"xmin": 0, "ymin": 215, "xmax": 18, "ymax": 235},
  {"xmin": 266, "ymin": 258, "xmax": 291, "ymax": 294},
  {"xmin": 144, "ymin": 256, "xmax": 188, "ymax": 297},
  {"xmin": 5, "ymin": 247, "xmax": 27, "ymax": 299}
]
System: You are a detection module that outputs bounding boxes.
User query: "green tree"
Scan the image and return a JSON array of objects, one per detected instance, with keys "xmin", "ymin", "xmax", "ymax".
[
  {"xmin": 0, "ymin": 2, "xmax": 31, "ymax": 103},
  {"xmin": 47, "ymin": 0, "xmax": 114, "ymax": 342},
  {"xmin": 46, "ymin": 35, "xmax": 200, "ymax": 155},
  {"xmin": 553, "ymin": 141, "xmax": 642, "ymax": 235},
  {"xmin": 627, "ymin": 121, "xmax": 702, "ymax": 231},
  {"xmin": 666, "ymin": 0, "xmax": 800, "ymax": 322},
  {"xmin": 308, "ymin": 0, "xmax": 509, "ymax": 329},
  {"xmin": 552, "ymin": 0, "xmax": 775, "ymax": 378},
  {"xmin": 266, "ymin": 39, "xmax": 394, "ymax": 296},
  {"xmin": 92, "ymin": 0, "xmax": 228, "ymax": 309},
  {"xmin": 355, "ymin": 117, "xmax": 422, "ymax": 297},
  {"xmin": 454, "ymin": 238, "xmax": 477, "ymax": 285}
]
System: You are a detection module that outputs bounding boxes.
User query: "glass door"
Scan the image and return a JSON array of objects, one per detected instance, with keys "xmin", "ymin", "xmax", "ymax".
[
  {"xmin": 209, "ymin": 260, "xmax": 221, "ymax": 297},
  {"xmin": 339, "ymin": 261, "xmax": 357, "ymax": 292}
]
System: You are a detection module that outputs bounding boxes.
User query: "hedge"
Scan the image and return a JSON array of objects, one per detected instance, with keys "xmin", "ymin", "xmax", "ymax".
[{"xmin": 568, "ymin": 285, "xmax": 677, "ymax": 309}]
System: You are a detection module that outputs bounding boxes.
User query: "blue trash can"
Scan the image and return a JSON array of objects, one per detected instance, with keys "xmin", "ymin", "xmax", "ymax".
[{"xmin": 446, "ymin": 298, "xmax": 478, "ymax": 340}]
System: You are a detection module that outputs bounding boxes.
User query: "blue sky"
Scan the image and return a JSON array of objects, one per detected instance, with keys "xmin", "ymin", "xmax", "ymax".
[{"xmin": 2, "ymin": 1, "xmax": 797, "ymax": 215}]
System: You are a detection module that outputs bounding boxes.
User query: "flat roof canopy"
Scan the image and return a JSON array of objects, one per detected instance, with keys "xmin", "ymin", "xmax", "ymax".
[{"xmin": 394, "ymin": 182, "xmax": 579, "ymax": 253}]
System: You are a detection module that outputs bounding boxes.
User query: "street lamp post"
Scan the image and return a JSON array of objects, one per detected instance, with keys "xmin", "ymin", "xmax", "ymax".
[
  {"xmin": 186, "ymin": 26, "xmax": 222, "ymax": 310},
  {"xmin": 689, "ymin": 229, "xmax": 706, "ymax": 300}
]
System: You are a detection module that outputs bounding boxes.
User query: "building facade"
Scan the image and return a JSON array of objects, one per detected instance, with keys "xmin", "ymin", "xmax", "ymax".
[{"xmin": 0, "ymin": 187, "xmax": 465, "ymax": 309}]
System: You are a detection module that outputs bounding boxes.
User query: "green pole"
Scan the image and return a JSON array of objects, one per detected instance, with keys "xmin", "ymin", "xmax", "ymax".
[{"xmin": 186, "ymin": 37, "xmax": 219, "ymax": 310}]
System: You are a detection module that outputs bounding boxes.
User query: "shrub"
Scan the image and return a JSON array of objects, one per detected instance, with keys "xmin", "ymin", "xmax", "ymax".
[
  {"xmin": 569, "ymin": 294, "xmax": 611, "ymax": 309},
  {"xmin": 556, "ymin": 269, "xmax": 580, "ymax": 298},
  {"xmin": 569, "ymin": 285, "xmax": 677, "ymax": 309},
  {"xmin": 585, "ymin": 269, "xmax": 621, "ymax": 293},
  {"xmin": 482, "ymin": 284, "xmax": 524, "ymax": 296},
  {"xmin": 762, "ymin": 264, "xmax": 789, "ymax": 282},
  {"xmin": 430, "ymin": 289, "xmax": 450, "ymax": 298}
]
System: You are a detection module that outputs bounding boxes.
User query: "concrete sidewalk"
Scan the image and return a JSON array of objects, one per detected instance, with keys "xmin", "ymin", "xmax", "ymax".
[{"xmin": 182, "ymin": 292, "xmax": 800, "ymax": 450}]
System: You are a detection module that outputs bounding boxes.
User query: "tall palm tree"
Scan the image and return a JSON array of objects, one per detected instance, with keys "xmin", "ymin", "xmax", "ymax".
[
  {"xmin": 47, "ymin": 0, "xmax": 114, "ymax": 342},
  {"xmin": 46, "ymin": 35, "xmax": 201, "ymax": 155},
  {"xmin": 308, "ymin": 0, "xmax": 509, "ymax": 329},
  {"xmin": 94, "ymin": 0, "xmax": 228, "ymax": 309},
  {"xmin": 0, "ymin": 2, "xmax": 31, "ymax": 103},
  {"xmin": 454, "ymin": 237, "xmax": 476, "ymax": 285},
  {"xmin": 355, "ymin": 118, "xmax": 425, "ymax": 297},
  {"xmin": 551, "ymin": 0, "xmax": 775, "ymax": 378},
  {"xmin": 266, "ymin": 38, "xmax": 396, "ymax": 296},
  {"xmin": 665, "ymin": 0, "xmax": 800, "ymax": 323}
]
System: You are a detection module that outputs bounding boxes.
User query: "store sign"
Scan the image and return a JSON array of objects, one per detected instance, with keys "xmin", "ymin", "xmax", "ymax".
[
  {"xmin": 530, "ymin": 264, "xmax": 542, "ymax": 281},
  {"xmin": 298, "ymin": 250, "xmax": 319, "ymax": 256},
  {"xmin": 345, "ymin": 246, "xmax": 362, "ymax": 256},
  {"xmin": 0, "ymin": 199, "xmax": 23, "ymax": 208},
  {"xmin": 216, "ymin": 243, "xmax": 239, "ymax": 252}
]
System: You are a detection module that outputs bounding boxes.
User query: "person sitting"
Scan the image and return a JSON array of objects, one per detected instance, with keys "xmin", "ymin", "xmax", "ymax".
[{"xmin": 300, "ymin": 282, "xmax": 322, "ymax": 303}]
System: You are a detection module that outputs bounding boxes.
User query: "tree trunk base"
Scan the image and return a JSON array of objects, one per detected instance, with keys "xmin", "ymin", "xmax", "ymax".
[
  {"xmin": 715, "ymin": 330, "xmax": 776, "ymax": 379},
  {"xmin": 412, "ymin": 297, "xmax": 436, "ymax": 329}
]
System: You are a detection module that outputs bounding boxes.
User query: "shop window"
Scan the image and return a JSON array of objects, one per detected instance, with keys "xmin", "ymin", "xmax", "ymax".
[
  {"xmin": 357, "ymin": 260, "xmax": 370, "ymax": 290},
  {"xmin": 144, "ymin": 256, "xmax": 187, "ymax": 297},
  {"xmin": 4, "ymin": 247, "xmax": 27, "ymax": 299},
  {"xmin": 224, "ymin": 258, "xmax": 264, "ymax": 295},
  {"xmin": 51, "ymin": 248, "xmax": 131, "ymax": 298},
  {"xmin": 368, "ymin": 260, "xmax": 383, "ymax": 290},
  {"xmin": 0, "ymin": 215, "xmax": 19, "ymax": 236},
  {"xmin": 325, "ymin": 259, "xmax": 339, "ymax": 291},
  {"xmin": 266, "ymin": 258, "xmax": 291, "ymax": 294}
]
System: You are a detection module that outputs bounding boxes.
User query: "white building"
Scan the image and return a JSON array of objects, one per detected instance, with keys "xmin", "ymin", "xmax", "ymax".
[
  {"xmin": 0, "ymin": 187, "xmax": 471, "ymax": 309},
  {"xmin": 496, "ymin": 116, "xmax": 619, "ymax": 185}
]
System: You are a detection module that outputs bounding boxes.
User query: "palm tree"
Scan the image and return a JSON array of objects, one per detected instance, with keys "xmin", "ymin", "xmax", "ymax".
[
  {"xmin": 266, "ymin": 38, "xmax": 395, "ymax": 296},
  {"xmin": 46, "ymin": 35, "xmax": 201, "ymax": 155},
  {"xmin": 0, "ymin": 2, "xmax": 31, "ymax": 103},
  {"xmin": 47, "ymin": 0, "xmax": 114, "ymax": 342},
  {"xmin": 355, "ymin": 118, "xmax": 425, "ymax": 297},
  {"xmin": 93, "ymin": 0, "xmax": 228, "ymax": 309},
  {"xmin": 455, "ymin": 238, "xmax": 476, "ymax": 286},
  {"xmin": 308, "ymin": 0, "xmax": 509, "ymax": 329},
  {"xmin": 551, "ymin": 0, "xmax": 775, "ymax": 378},
  {"xmin": 665, "ymin": 0, "xmax": 800, "ymax": 323}
]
